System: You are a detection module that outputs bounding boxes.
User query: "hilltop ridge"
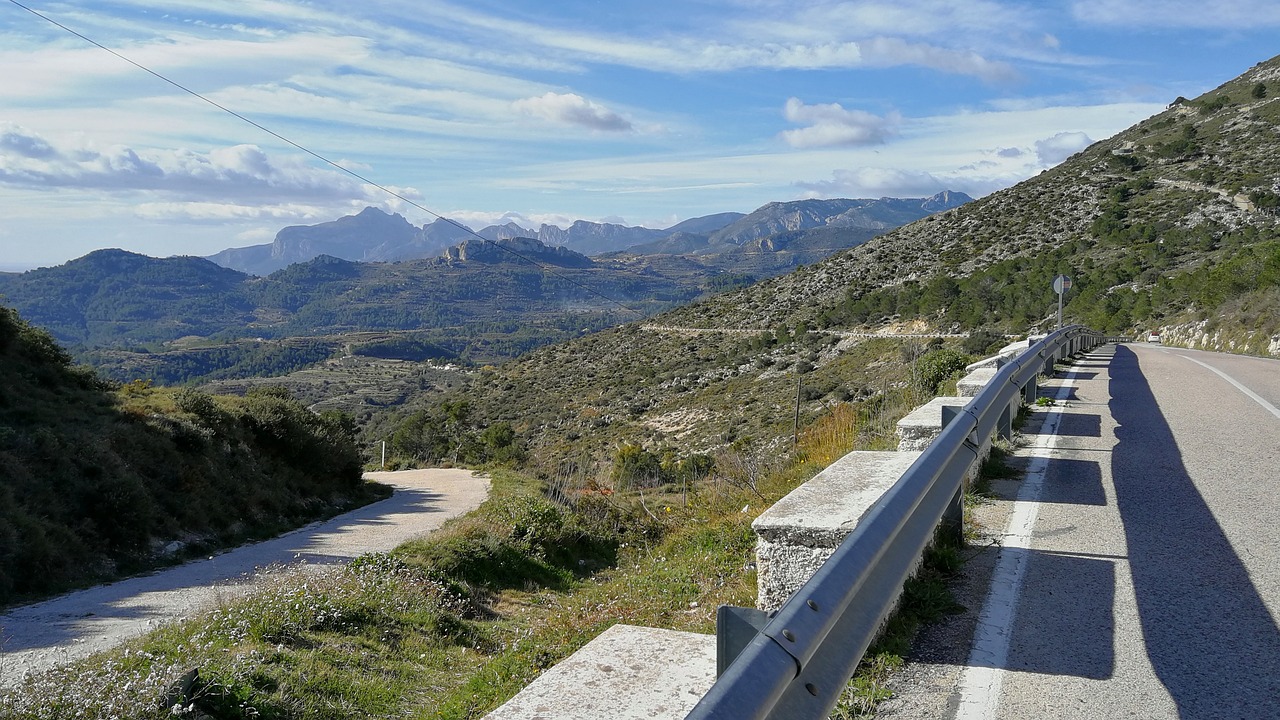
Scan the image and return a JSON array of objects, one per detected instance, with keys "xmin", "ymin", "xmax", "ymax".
[
  {"xmin": 203, "ymin": 193, "xmax": 971, "ymax": 276},
  {"xmin": 377, "ymin": 54, "xmax": 1280, "ymax": 469},
  {"xmin": 670, "ymin": 56, "xmax": 1280, "ymax": 335}
]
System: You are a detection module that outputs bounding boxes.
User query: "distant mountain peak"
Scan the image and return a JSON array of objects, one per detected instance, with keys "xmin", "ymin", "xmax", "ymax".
[
  {"xmin": 708, "ymin": 193, "xmax": 971, "ymax": 247},
  {"xmin": 203, "ymin": 192, "xmax": 972, "ymax": 277},
  {"xmin": 922, "ymin": 190, "xmax": 973, "ymax": 212},
  {"xmin": 206, "ymin": 206, "xmax": 472, "ymax": 276},
  {"xmin": 443, "ymin": 236, "xmax": 593, "ymax": 268}
]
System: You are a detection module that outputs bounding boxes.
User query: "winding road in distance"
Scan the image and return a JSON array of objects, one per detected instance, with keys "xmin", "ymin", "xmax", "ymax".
[{"xmin": 0, "ymin": 469, "xmax": 489, "ymax": 687}]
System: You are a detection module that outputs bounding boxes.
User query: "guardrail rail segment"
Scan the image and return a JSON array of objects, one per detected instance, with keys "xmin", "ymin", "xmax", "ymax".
[{"xmin": 686, "ymin": 326, "xmax": 1105, "ymax": 720}]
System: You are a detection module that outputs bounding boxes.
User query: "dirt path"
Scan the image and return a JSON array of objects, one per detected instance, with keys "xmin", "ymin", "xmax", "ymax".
[{"xmin": 0, "ymin": 469, "xmax": 489, "ymax": 687}]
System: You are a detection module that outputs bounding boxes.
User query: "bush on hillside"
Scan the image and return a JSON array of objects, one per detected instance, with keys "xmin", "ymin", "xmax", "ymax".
[
  {"xmin": 388, "ymin": 400, "xmax": 526, "ymax": 467},
  {"xmin": 914, "ymin": 349, "xmax": 972, "ymax": 396},
  {"xmin": 0, "ymin": 306, "xmax": 379, "ymax": 606}
]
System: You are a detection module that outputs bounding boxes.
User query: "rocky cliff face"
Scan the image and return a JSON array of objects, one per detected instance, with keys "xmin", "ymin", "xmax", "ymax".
[
  {"xmin": 207, "ymin": 209, "xmax": 471, "ymax": 276},
  {"xmin": 443, "ymin": 237, "xmax": 594, "ymax": 267},
  {"xmin": 533, "ymin": 220, "xmax": 666, "ymax": 255},
  {"xmin": 707, "ymin": 193, "xmax": 972, "ymax": 247}
]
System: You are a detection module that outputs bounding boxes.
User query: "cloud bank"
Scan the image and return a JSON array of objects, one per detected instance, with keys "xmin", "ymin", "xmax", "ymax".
[
  {"xmin": 1034, "ymin": 131, "xmax": 1094, "ymax": 164},
  {"xmin": 513, "ymin": 92, "xmax": 633, "ymax": 132},
  {"xmin": 780, "ymin": 98, "xmax": 900, "ymax": 148},
  {"xmin": 0, "ymin": 124, "xmax": 394, "ymax": 204}
]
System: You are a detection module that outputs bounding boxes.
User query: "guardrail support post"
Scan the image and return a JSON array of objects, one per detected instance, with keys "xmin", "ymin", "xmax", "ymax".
[
  {"xmin": 938, "ymin": 407, "xmax": 966, "ymax": 544},
  {"xmin": 997, "ymin": 400, "xmax": 1013, "ymax": 441},
  {"xmin": 715, "ymin": 606, "xmax": 772, "ymax": 677}
]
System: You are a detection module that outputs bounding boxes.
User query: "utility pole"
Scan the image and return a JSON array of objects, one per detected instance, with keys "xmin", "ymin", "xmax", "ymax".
[
  {"xmin": 381, "ymin": 440, "xmax": 386, "ymax": 469},
  {"xmin": 793, "ymin": 371, "xmax": 802, "ymax": 446}
]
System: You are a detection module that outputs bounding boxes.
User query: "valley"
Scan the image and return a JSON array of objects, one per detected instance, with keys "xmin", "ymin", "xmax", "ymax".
[{"xmin": 1, "ymin": 48, "xmax": 1278, "ymax": 720}]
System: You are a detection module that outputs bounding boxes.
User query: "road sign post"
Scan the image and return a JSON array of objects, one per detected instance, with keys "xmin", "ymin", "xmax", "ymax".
[{"xmin": 1053, "ymin": 274, "xmax": 1072, "ymax": 330}]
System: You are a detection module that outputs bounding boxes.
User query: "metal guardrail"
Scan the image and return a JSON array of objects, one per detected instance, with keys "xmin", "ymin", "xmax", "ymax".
[{"xmin": 686, "ymin": 325, "xmax": 1105, "ymax": 720}]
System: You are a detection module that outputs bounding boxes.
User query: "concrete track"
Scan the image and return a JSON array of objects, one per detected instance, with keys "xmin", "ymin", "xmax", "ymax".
[{"xmin": 0, "ymin": 468, "xmax": 489, "ymax": 687}]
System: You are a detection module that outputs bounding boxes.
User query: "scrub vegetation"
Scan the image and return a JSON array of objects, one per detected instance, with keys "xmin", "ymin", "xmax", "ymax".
[
  {"xmin": 0, "ymin": 307, "xmax": 386, "ymax": 607},
  {"xmin": 4, "ymin": 53, "xmax": 1280, "ymax": 720},
  {"xmin": 2, "ymin": 401, "xmax": 945, "ymax": 719}
]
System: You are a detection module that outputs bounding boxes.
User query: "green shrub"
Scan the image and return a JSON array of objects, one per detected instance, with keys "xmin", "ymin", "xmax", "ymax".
[
  {"xmin": 914, "ymin": 349, "xmax": 972, "ymax": 395},
  {"xmin": 611, "ymin": 443, "xmax": 666, "ymax": 490},
  {"xmin": 962, "ymin": 329, "xmax": 1006, "ymax": 356}
]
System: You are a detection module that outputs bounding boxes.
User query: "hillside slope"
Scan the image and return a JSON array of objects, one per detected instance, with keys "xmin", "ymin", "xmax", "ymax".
[
  {"xmin": 0, "ymin": 243, "xmax": 699, "ymax": 369},
  {"xmin": 377, "ymin": 55, "xmax": 1280, "ymax": 471},
  {"xmin": 672, "ymin": 57, "xmax": 1280, "ymax": 342},
  {"xmin": 0, "ymin": 306, "xmax": 380, "ymax": 606}
]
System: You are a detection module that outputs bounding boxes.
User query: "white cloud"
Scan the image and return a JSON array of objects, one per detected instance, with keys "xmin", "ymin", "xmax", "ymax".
[
  {"xmin": 796, "ymin": 167, "xmax": 950, "ymax": 198},
  {"xmin": 0, "ymin": 124, "xmax": 389, "ymax": 205},
  {"xmin": 780, "ymin": 98, "xmax": 900, "ymax": 148},
  {"xmin": 443, "ymin": 210, "xmax": 536, "ymax": 231},
  {"xmin": 513, "ymin": 92, "xmax": 634, "ymax": 132},
  {"xmin": 856, "ymin": 37, "xmax": 1018, "ymax": 82},
  {"xmin": 1071, "ymin": 0, "xmax": 1280, "ymax": 28},
  {"xmin": 133, "ymin": 201, "xmax": 347, "ymax": 223},
  {"xmin": 1034, "ymin": 131, "xmax": 1094, "ymax": 164},
  {"xmin": 0, "ymin": 32, "xmax": 370, "ymax": 102},
  {"xmin": 753, "ymin": 0, "xmax": 1039, "ymax": 39},
  {"xmin": 412, "ymin": 1, "xmax": 1018, "ymax": 80}
]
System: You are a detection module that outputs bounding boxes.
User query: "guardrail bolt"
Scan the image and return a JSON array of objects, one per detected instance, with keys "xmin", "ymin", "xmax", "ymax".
[
  {"xmin": 805, "ymin": 683, "xmax": 819, "ymax": 696},
  {"xmin": 782, "ymin": 629, "xmax": 796, "ymax": 642},
  {"xmin": 806, "ymin": 599, "xmax": 819, "ymax": 611}
]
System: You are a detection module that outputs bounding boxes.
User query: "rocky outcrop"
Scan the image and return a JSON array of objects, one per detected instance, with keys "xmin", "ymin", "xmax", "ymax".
[
  {"xmin": 207, "ymin": 208, "xmax": 472, "ymax": 275},
  {"xmin": 443, "ymin": 237, "xmax": 593, "ymax": 267}
]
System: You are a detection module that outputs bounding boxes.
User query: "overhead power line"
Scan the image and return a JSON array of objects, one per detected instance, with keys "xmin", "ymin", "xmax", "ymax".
[{"xmin": 8, "ymin": 0, "xmax": 643, "ymax": 317}]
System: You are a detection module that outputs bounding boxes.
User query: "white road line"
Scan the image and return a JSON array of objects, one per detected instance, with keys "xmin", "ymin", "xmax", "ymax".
[
  {"xmin": 1178, "ymin": 355, "xmax": 1280, "ymax": 420},
  {"xmin": 954, "ymin": 372, "xmax": 1080, "ymax": 720}
]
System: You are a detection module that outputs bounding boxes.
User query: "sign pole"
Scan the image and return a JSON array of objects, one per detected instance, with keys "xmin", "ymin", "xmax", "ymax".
[{"xmin": 1053, "ymin": 275, "xmax": 1072, "ymax": 330}]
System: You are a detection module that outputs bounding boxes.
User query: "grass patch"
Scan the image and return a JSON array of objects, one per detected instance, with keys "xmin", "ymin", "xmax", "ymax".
[
  {"xmin": 829, "ymin": 538, "xmax": 966, "ymax": 718},
  {"xmin": 2, "ymin": 393, "xmax": 967, "ymax": 719}
]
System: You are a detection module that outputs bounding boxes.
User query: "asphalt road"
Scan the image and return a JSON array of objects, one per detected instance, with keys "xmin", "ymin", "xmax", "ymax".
[
  {"xmin": 885, "ymin": 343, "xmax": 1280, "ymax": 719},
  {"xmin": 0, "ymin": 468, "xmax": 489, "ymax": 687}
]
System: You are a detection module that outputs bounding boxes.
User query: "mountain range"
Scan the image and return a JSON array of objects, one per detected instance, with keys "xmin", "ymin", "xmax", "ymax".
[
  {"xmin": 0, "ymin": 191, "xmax": 970, "ymax": 382},
  {"xmin": 367, "ymin": 53, "xmax": 1280, "ymax": 466},
  {"xmin": 204, "ymin": 193, "xmax": 971, "ymax": 276},
  {"xmin": 1, "ymin": 52, "xmax": 1277, "ymax": 498}
]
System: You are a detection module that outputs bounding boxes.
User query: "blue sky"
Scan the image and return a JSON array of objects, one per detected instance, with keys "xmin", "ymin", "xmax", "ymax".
[{"xmin": 1, "ymin": 0, "xmax": 1278, "ymax": 270}]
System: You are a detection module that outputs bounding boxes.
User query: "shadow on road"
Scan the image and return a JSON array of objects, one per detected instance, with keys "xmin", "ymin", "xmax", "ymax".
[
  {"xmin": 1003, "ymin": 549, "xmax": 1115, "ymax": 680},
  {"xmin": 1052, "ymin": 413, "xmax": 1102, "ymax": 438},
  {"xmin": 1038, "ymin": 457, "xmax": 1107, "ymax": 507},
  {"xmin": 1109, "ymin": 345, "xmax": 1280, "ymax": 716}
]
